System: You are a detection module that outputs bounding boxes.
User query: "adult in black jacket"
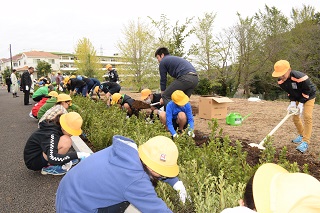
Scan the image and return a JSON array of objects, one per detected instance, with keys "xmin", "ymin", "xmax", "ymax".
[
  {"xmin": 23, "ymin": 112, "xmax": 91, "ymax": 175},
  {"xmin": 5, "ymin": 76, "xmax": 11, "ymax": 93},
  {"xmin": 21, "ymin": 67, "xmax": 34, "ymax": 105}
]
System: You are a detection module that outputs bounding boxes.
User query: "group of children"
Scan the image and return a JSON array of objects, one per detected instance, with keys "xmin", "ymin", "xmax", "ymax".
[{"xmin": 20, "ymin": 49, "xmax": 319, "ymax": 212}]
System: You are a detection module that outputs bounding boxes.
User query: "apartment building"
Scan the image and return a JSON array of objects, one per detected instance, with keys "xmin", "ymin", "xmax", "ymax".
[{"xmin": 0, "ymin": 51, "xmax": 122, "ymax": 81}]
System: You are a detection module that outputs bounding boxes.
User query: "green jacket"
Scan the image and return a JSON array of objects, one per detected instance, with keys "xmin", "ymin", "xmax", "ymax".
[
  {"xmin": 32, "ymin": 86, "xmax": 48, "ymax": 98},
  {"xmin": 37, "ymin": 97, "xmax": 79, "ymax": 120}
]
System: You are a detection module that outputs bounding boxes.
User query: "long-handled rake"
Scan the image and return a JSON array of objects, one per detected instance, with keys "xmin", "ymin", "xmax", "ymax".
[{"xmin": 249, "ymin": 108, "xmax": 299, "ymax": 149}]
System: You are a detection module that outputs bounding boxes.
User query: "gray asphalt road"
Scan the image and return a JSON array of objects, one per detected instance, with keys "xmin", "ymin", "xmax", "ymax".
[{"xmin": 0, "ymin": 88, "xmax": 61, "ymax": 212}]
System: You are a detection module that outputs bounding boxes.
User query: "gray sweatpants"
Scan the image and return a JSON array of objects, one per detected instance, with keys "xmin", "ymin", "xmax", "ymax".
[{"xmin": 162, "ymin": 73, "xmax": 199, "ymax": 107}]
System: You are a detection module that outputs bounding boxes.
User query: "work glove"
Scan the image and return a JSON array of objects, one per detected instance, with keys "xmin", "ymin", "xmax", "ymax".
[
  {"xmin": 62, "ymin": 161, "xmax": 72, "ymax": 171},
  {"xmin": 297, "ymin": 103, "xmax": 304, "ymax": 116},
  {"xmin": 77, "ymin": 152, "xmax": 91, "ymax": 160},
  {"xmin": 187, "ymin": 130, "xmax": 195, "ymax": 138},
  {"xmin": 172, "ymin": 133, "xmax": 179, "ymax": 140},
  {"xmin": 287, "ymin": 101, "xmax": 296, "ymax": 111},
  {"xmin": 173, "ymin": 181, "xmax": 189, "ymax": 204}
]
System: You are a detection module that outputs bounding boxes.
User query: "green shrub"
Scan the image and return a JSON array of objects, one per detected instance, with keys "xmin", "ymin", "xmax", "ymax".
[{"xmin": 72, "ymin": 95, "xmax": 305, "ymax": 212}]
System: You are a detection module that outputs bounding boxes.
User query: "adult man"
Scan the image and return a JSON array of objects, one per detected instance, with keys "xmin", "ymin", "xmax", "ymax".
[
  {"xmin": 104, "ymin": 64, "xmax": 119, "ymax": 83},
  {"xmin": 272, "ymin": 60, "xmax": 317, "ymax": 153},
  {"xmin": 55, "ymin": 71, "xmax": 64, "ymax": 91},
  {"xmin": 10, "ymin": 69, "xmax": 19, "ymax": 98},
  {"xmin": 5, "ymin": 75, "xmax": 11, "ymax": 93},
  {"xmin": 155, "ymin": 47, "xmax": 198, "ymax": 107},
  {"xmin": 21, "ymin": 67, "xmax": 34, "ymax": 105}
]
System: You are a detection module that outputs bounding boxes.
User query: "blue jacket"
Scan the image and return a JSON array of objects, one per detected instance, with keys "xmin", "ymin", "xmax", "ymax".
[
  {"xmin": 166, "ymin": 101, "xmax": 194, "ymax": 136},
  {"xmin": 56, "ymin": 135, "xmax": 178, "ymax": 213}
]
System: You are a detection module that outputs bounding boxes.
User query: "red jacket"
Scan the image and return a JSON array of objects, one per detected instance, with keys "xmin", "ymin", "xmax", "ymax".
[{"xmin": 32, "ymin": 97, "xmax": 49, "ymax": 117}]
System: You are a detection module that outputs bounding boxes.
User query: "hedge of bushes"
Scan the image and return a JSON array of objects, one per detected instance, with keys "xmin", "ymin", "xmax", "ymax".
[{"xmin": 71, "ymin": 96, "xmax": 306, "ymax": 213}]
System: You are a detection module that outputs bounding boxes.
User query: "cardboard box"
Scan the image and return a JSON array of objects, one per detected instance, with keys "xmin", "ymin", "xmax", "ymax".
[{"xmin": 198, "ymin": 96, "xmax": 233, "ymax": 119}]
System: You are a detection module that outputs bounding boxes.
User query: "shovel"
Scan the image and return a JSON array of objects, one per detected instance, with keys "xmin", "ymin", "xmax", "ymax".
[{"xmin": 249, "ymin": 108, "xmax": 299, "ymax": 149}]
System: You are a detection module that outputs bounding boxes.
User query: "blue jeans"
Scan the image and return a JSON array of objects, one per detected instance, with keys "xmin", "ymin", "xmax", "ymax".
[{"xmin": 76, "ymin": 85, "xmax": 88, "ymax": 97}]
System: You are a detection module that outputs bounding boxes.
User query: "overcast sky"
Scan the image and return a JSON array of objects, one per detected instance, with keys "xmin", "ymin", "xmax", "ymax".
[{"xmin": 1, "ymin": 0, "xmax": 319, "ymax": 59}]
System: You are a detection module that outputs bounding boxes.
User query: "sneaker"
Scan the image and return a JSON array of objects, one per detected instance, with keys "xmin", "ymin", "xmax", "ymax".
[
  {"xmin": 292, "ymin": 135, "xmax": 303, "ymax": 143},
  {"xmin": 41, "ymin": 165, "xmax": 67, "ymax": 175},
  {"xmin": 29, "ymin": 111, "xmax": 34, "ymax": 118},
  {"xmin": 296, "ymin": 141, "xmax": 308, "ymax": 153}
]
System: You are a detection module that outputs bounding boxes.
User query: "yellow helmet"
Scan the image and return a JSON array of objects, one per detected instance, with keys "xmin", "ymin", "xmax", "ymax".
[
  {"xmin": 139, "ymin": 136, "xmax": 179, "ymax": 177},
  {"xmin": 106, "ymin": 64, "xmax": 112, "ymax": 69},
  {"xmin": 140, "ymin": 89, "xmax": 152, "ymax": 100},
  {"xmin": 63, "ymin": 77, "xmax": 70, "ymax": 85},
  {"xmin": 48, "ymin": 91, "xmax": 58, "ymax": 98},
  {"xmin": 57, "ymin": 93, "xmax": 72, "ymax": 103},
  {"xmin": 60, "ymin": 112, "xmax": 83, "ymax": 136},
  {"xmin": 171, "ymin": 90, "xmax": 189, "ymax": 106},
  {"xmin": 94, "ymin": 86, "xmax": 100, "ymax": 94},
  {"xmin": 111, "ymin": 93, "xmax": 122, "ymax": 105}
]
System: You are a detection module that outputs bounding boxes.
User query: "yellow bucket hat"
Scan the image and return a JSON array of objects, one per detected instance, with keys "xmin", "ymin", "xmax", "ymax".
[
  {"xmin": 138, "ymin": 136, "xmax": 179, "ymax": 178},
  {"xmin": 140, "ymin": 89, "xmax": 152, "ymax": 100},
  {"xmin": 253, "ymin": 163, "xmax": 320, "ymax": 213},
  {"xmin": 57, "ymin": 94, "xmax": 72, "ymax": 103},
  {"xmin": 59, "ymin": 112, "xmax": 83, "ymax": 136},
  {"xmin": 171, "ymin": 90, "xmax": 189, "ymax": 106},
  {"xmin": 94, "ymin": 86, "xmax": 100, "ymax": 94},
  {"xmin": 63, "ymin": 76, "xmax": 70, "ymax": 85},
  {"xmin": 272, "ymin": 60, "xmax": 290, "ymax": 77},
  {"xmin": 48, "ymin": 91, "xmax": 58, "ymax": 98},
  {"xmin": 111, "ymin": 93, "xmax": 122, "ymax": 105}
]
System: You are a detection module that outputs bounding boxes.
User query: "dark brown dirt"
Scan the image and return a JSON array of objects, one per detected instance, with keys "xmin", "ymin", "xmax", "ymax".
[{"xmin": 132, "ymin": 100, "xmax": 152, "ymax": 110}]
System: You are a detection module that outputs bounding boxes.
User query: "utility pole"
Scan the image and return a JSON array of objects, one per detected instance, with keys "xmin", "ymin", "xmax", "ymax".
[{"xmin": 9, "ymin": 44, "xmax": 13, "ymax": 71}]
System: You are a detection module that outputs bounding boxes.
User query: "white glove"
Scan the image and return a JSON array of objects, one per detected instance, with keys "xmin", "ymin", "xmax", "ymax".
[
  {"xmin": 297, "ymin": 103, "xmax": 304, "ymax": 115},
  {"xmin": 62, "ymin": 161, "xmax": 72, "ymax": 171},
  {"xmin": 172, "ymin": 133, "xmax": 179, "ymax": 138},
  {"xmin": 287, "ymin": 101, "xmax": 296, "ymax": 111},
  {"xmin": 173, "ymin": 181, "xmax": 188, "ymax": 204},
  {"xmin": 116, "ymin": 81, "xmax": 120, "ymax": 84},
  {"xmin": 187, "ymin": 130, "xmax": 195, "ymax": 138},
  {"xmin": 25, "ymin": 85, "xmax": 29, "ymax": 90},
  {"xmin": 77, "ymin": 152, "xmax": 91, "ymax": 160}
]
